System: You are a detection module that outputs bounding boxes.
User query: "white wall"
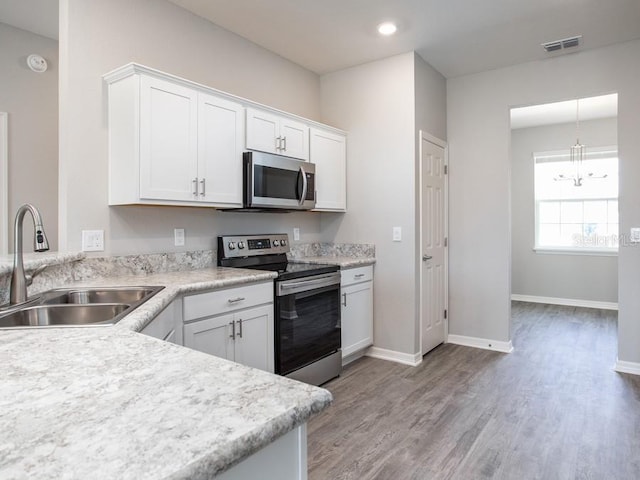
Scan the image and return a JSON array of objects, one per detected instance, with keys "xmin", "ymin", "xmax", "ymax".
[
  {"xmin": 511, "ymin": 117, "xmax": 618, "ymax": 303},
  {"xmin": 58, "ymin": 0, "xmax": 323, "ymax": 254},
  {"xmin": 447, "ymin": 39, "xmax": 640, "ymax": 364},
  {"xmin": 0, "ymin": 23, "xmax": 58, "ymax": 252},
  {"xmin": 320, "ymin": 52, "xmax": 446, "ymax": 356}
]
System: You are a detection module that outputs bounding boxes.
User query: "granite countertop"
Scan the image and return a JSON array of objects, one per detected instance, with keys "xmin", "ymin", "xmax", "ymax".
[
  {"xmin": 0, "ymin": 251, "xmax": 86, "ymax": 276},
  {"xmin": 1, "ymin": 327, "xmax": 331, "ymax": 479},
  {"xmin": 0, "ymin": 265, "xmax": 332, "ymax": 479},
  {"xmin": 290, "ymin": 256, "xmax": 376, "ymax": 269}
]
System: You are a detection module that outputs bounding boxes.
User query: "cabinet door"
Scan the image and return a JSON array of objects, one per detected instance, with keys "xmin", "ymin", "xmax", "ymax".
[
  {"xmin": 310, "ymin": 128, "xmax": 346, "ymax": 211},
  {"xmin": 234, "ymin": 305, "xmax": 275, "ymax": 373},
  {"xmin": 184, "ymin": 314, "xmax": 235, "ymax": 361},
  {"xmin": 280, "ymin": 119, "xmax": 309, "ymax": 161},
  {"xmin": 246, "ymin": 107, "xmax": 280, "ymax": 155},
  {"xmin": 341, "ymin": 281, "xmax": 373, "ymax": 358},
  {"xmin": 139, "ymin": 76, "xmax": 198, "ymax": 201},
  {"xmin": 198, "ymin": 93, "xmax": 244, "ymax": 206}
]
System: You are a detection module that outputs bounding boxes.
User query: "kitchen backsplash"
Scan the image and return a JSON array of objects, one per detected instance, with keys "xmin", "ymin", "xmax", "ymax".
[
  {"xmin": 288, "ymin": 243, "xmax": 375, "ymax": 259},
  {"xmin": 0, "ymin": 243, "xmax": 374, "ymax": 304}
]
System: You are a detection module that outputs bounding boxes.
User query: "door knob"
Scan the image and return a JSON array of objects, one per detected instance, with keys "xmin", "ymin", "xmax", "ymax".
[{"xmin": 422, "ymin": 255, "xmax": 433, "ymax": 261}]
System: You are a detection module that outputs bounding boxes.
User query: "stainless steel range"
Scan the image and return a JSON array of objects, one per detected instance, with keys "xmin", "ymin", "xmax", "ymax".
[{"xmin": 217, "ymin": 234, "xmax": 342, "ymax": 386}]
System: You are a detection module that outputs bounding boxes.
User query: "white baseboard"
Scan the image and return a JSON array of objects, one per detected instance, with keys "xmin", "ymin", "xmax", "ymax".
[
  {"xmin": 614, "ymin": 359, "xmax": 640, "ymax": 376},
  {"xmin": 365, "ymin": 346, "xmax": 422, "ymax": 367},
  {"xmin": 447, "ymin": 334, "xmax": 514, "ymax": 354},
  {"xmin": 511, "ymin": 294, "xmax": 618, "ymax": 311}
]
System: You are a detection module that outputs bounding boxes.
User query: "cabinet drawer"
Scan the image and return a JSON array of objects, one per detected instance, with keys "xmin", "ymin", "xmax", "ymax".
[
  {"xmin": 183, "ymin": 282, "xmax": 273, "ymax": 321},
  {"xmin": 341, "ymin": 265, "xmax": 373, "ymax": 286}
]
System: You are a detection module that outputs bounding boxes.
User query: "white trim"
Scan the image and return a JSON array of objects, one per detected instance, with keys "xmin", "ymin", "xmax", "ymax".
[
  {"xmin": 0, "ymin": 112, "xmax": 8, "ymax": 255},
  {"xmin": 614, "ymin": 359, "xmax": 640, "ymax": 376},
  {"xmin": 533, "ymin": 247, "xmax": 617, "ymax": 257},
  {"xmin": 447, "ymin": 334, "xmax": 514, "ymax": 353},
  {"xmin": 420, "ymin": 130, "xmax": 447, "ymax": 149},
  {"xmin": 365, "ymin": 346, "xmax": 423, "ymax": 367},
  {"xmin": 511, "ymin": 294, "xmax": 618, "ymax": 311}
]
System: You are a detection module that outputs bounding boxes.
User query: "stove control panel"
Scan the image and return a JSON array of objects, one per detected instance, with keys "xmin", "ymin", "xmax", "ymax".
[{"xmin": 219, "ymin": 234, "xmax": 290, "ymax": 259}]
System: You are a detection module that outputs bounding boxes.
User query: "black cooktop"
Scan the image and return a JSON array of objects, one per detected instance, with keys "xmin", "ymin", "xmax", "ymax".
[{"xmin": 243, "ymin": 261, "xmax": 339, "ymax": 281}]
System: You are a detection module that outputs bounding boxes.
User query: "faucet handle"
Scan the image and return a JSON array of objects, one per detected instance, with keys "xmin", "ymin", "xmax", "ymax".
[{"xmin": 25, "ymin": 264, "xmax": 48, "ymax": 287}]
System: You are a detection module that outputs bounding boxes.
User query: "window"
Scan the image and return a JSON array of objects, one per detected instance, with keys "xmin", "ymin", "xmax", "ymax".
[{"xmin": 534, "ymin": 147, "xmax": 618, "ymax": 253}]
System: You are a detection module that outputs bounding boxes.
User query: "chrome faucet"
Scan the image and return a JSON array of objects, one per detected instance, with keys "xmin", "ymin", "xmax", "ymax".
[{"xmin": 10, "ymin": 204, "xmax": 50, "ymax": 305}]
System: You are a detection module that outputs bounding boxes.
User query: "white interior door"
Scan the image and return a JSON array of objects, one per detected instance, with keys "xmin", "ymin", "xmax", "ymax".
[{"xmin": 421, "ymin": 133, "xmax": 447, "ymax": 355}]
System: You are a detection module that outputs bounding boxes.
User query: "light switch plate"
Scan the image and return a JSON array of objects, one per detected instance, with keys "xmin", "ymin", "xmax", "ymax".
[
  {"xmin": 393, "ymin": 227, "xmax": 402, "ymax": 242},
  {"xmin": 174, "ymin": 228, "xmax": 185, "ymax": 246},
  {"xmin": 82, "ymin": 230, "xmax": 104, "ymax": 252},
  {"xmin": 630, "ymin": 228, "xmax": 640, "ymax": 243},
  {"xmin": 293, "ymin": 228, "xmax": 300, "ymax": 241}
]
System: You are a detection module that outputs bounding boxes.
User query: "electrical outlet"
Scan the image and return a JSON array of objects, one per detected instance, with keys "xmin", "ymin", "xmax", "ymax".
[
  {"xmin": 82, "ymin": 230, "xmax": 104, "ymax": 252},
  {"xmin": 293, "ymin": 228, "xmax": 300, "ymax": 241},
  {"xmin": 174, "ymin": 228, "xmax": 185, "ymax": 246},
  {"xmin": 630, "ymin": 228, "xmax": 640, "ymax": 243},
  {"xmin": 393, "ymin": 227, "xmax": 402, "ymax": 242}
]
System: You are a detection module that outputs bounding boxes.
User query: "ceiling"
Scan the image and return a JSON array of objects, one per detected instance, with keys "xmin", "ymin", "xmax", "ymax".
[
  {"xmin": 510, "ymin": 94, "xmax": 618, "ymax": 130},
  {"xmin": 2, "ymin": 1, "xmax": 640, "ymax": 77}
]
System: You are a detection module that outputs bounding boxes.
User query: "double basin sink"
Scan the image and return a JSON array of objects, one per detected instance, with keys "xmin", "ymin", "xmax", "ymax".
[{"xmin": 0, "ymin": 286, "xmax": 164, "ymax": 329}]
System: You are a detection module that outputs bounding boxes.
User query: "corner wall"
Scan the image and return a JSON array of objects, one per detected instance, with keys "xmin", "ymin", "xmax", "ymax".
[
  {"xmin": 320, "ymin": 52, "xmax": 446, "ymax": 357},
  {"xmin": 0, "ymin": 23, "xmax": 58, "ymax": 252},
  {"xmin": 59, "ymin": 0, "xmax": 322, "ymax": 254},
  {"xmin": 447, "ymin": 39, "xmax": 640, "ymax": 363}
]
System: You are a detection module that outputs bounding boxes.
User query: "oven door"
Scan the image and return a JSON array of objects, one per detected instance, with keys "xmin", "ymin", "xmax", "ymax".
[
  {"xmin": 275, "ymin": 273, "xmax": 341, "ymax": 376},
  {"xmin": 244, "ymin": 151, "xmax": 316, "ymax": 209}
]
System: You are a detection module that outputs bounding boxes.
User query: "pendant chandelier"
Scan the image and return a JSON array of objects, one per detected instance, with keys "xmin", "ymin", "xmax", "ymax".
[{"xmin": 554, "ymin": 98, "xmax": 606, "ymax": 187}]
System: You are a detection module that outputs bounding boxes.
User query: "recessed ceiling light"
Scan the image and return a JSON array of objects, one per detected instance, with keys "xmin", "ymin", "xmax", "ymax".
[{"xmin": 377, "ymin": 22, "xmax": 397, "ymax": 36}]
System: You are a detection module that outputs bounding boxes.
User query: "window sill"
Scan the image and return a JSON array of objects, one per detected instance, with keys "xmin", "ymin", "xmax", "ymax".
[{"xmin": 533, "ymin": 247, "xmax": 618, "ymax": 257}]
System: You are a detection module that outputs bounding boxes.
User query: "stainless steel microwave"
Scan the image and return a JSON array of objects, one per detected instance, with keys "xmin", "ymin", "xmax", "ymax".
[{"xmin": 243, "ymin": 151, "xmax": 316, "ymax": 210}]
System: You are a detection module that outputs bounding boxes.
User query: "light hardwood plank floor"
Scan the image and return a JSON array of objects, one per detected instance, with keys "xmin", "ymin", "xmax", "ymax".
[{"xmin": 308, "ymin": 302, "xmax": 640, "ymax": 480}]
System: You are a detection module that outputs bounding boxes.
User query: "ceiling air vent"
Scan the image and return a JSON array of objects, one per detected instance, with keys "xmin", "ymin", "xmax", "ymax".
[{"xmin": 542, "ymin": 35, "xmax": 582, "ymax": 53}]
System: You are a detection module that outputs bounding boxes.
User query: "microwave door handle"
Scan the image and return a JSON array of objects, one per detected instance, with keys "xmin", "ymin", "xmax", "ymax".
[{"xmin": 299, "ymin": 166, "xmax": 308, "ymax": 205}]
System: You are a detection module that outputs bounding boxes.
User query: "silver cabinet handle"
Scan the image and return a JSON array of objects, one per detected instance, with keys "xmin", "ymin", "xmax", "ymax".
[
  {"xmin": 282, "ymin": 136, "xmax": 287, "ymax": 151},
  {"xmin": 276, "ymin": 136, "xmax": 282, "ymax": 150},
  {"xmin": 200, "ymin": 178, "xmax": 206, "ymax": 196},
  {"xmin": 354, "ymin": 273, "xmax": 365, "ymax": 279},
  {"xmin": 342, "ymin": 292, "xmax": 347, "ymax": 307},
  {"xmin": 237, "ymin": 319, "xmax": 243, "ymax": 338},
  {"xmin": 192, "ymin": 178, "xmax": 198, "ymax": 196},
  {"xmin": 227, "ymin": 297, "xmax": 245, "ymax": 304},
  {"xmin": 422, "ymin": 255, "xmax": 433, "ymax": 261},
  {"xmin": 229, "ymin": 320, "xmax": 236, "ymax": 340}
]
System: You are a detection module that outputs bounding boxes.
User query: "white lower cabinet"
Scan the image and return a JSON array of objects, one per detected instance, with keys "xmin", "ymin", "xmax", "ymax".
[
  {"xmin": 341, "ymin": 266, "xmax": 374, "ymax": 361},
  {"xmin": 140, "ymin": 299, "xmax": 183, "ymax": 345},
  {"xmin": 182, "ymin": 282, "xmax": 274, "ymax": 373}
]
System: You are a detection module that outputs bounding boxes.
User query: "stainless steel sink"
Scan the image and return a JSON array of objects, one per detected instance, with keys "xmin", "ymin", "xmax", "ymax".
[
  {"xmin": 0, "ymin": 286, "xmax": 164, "ymax": 329},
  {"xmin": 40, "ymin": 287, "xmax": 159, "ymax": 305},
  {"xmin": 0, "ymin": 304, "xmax": 130, "ymax": 328}
]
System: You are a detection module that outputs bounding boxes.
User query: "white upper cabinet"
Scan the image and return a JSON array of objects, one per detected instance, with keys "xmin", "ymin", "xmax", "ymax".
[
  {"xmin": 246, "ymin": 107, "xmax": 309, "ymax": 161},
  {"xmin": 310, "ymin": 128, "xmax": 347, "ymax": 211},
  {"xmin": 139, "ymin": 76, "xmax": 199, "ymax": 202},
  {"xmin": 106, "ymin": 68, "xmax": 243, "ymax": 208},
  {"xmin": 198, "ymin": 93, "xmax": 244, "ymax": 205}
]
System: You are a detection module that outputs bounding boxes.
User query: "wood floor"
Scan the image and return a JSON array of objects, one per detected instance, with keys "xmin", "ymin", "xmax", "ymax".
[{"xmin": 307, "ymin": 302, "xmax": 640, "ymax": 480}]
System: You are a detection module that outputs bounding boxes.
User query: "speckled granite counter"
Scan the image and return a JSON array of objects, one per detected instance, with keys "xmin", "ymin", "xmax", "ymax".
[
  {"xmin": 1, "ymin": 327, "xmax": 331, "ymax": 479},
  {"xmin": 0, "ymin": 264, "xmax": 332, "ymax": 479},
  {"xmin": 0, "ymin": 251, "xmax": 86, "ymax": 276},
  {"xmin": 290, "ymin": 256, "xmax": 375, "ymax": 269}
]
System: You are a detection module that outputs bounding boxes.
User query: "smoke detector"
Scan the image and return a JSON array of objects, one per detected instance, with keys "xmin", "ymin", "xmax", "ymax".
[{"xmin": 542, "ymin": 35, "xmax": 582, "ymax": 53}]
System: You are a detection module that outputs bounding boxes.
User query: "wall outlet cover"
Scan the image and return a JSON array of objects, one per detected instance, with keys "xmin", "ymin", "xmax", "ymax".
[
  {"xmin": 393, "ymin": 227, "xmax": 402, "ymax": 242},
  {"xmin": 82, "ymin": 230, "xmax": 104, "ymax": 252},
  {"xmin": 630, "ymin": 228, "xmax": 640, "ymax": 243},
  {"xmin": 293, "ymin": 228, "xmax": 300, "ymax": 241},
  {"xmin": 174, "ymin": 228, "xmax": 185, "ymax": 246}
]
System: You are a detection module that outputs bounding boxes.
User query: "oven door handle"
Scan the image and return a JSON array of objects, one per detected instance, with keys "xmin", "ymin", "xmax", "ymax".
[{"xmin": 277, "ymin": 273, "xmax": 341, "ymax": 296}]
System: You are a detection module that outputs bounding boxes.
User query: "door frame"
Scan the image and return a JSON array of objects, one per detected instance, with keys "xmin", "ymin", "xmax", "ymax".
[
  {"xmin": 0, "ymin": 112, "xmax": 8, "ymax": 255},
  {"xmin": 418, "ymin": 130, "xmax": 449, "ymax": 355}
]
